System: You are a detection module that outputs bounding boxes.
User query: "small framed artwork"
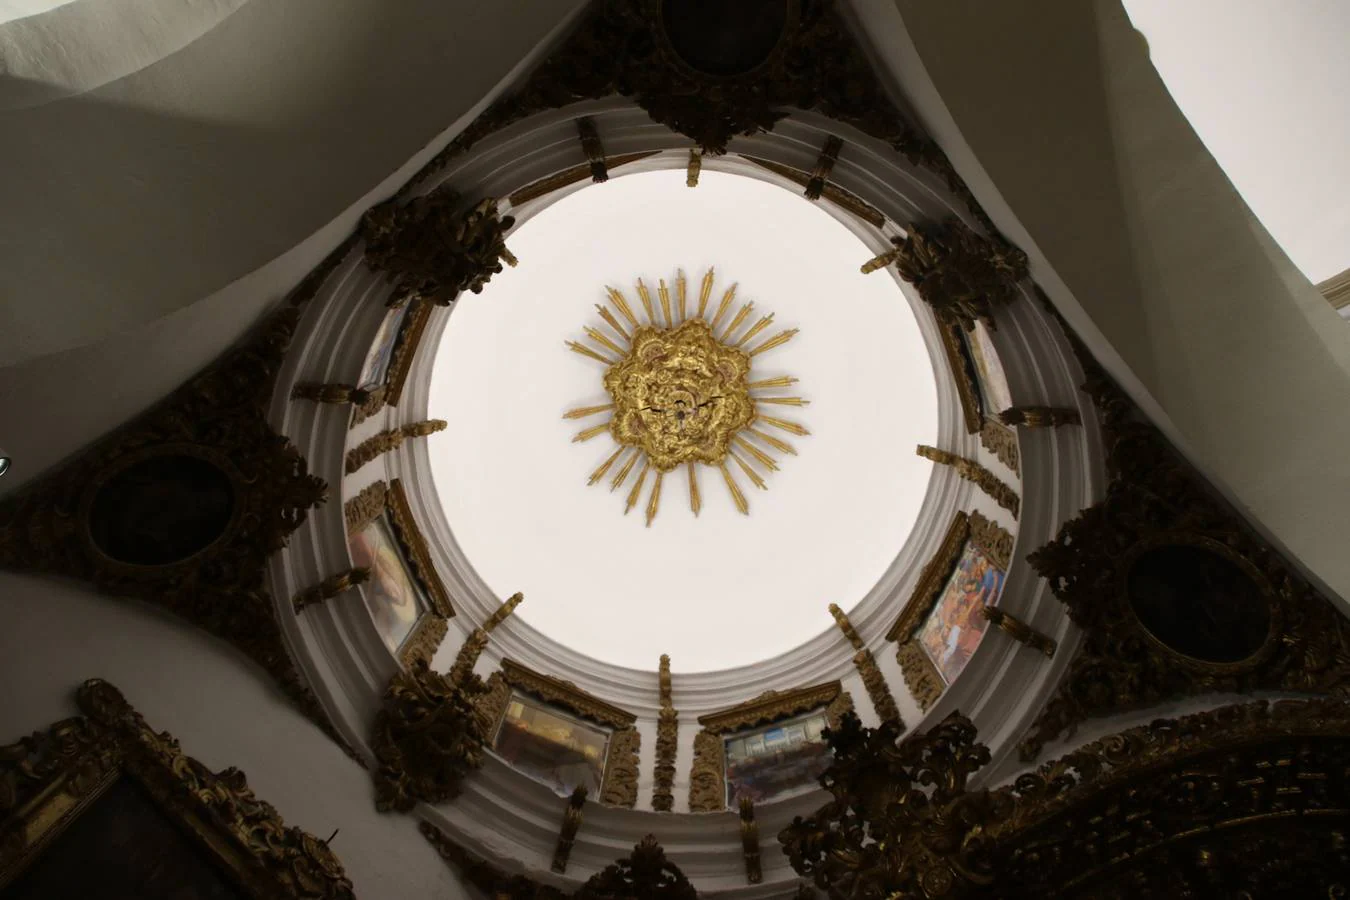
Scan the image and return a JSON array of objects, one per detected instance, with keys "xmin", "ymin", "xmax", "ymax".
[
  {"xmin": 344, "ymin": 480, "xmax": 453, "ymax": 667},
  {"xmin": 356, "ymin": 302, "xmax": 412, "ymax": 391},
  {"xmin": 963, "ymin": 321, "xmax": 1013, "ymax": 418},
  {"xmin": 0, "ymin": 679, "xmax": 353, "ymax": 899},
  {"xmin": 722, "ymin": 710, "xmax": 832, "ymax": 806},
  {"xmin": 916, "ymin": 541, "xmax": 1006, "ymax": 685},
  {"xmin": 492, "ymin": 692, "xmax": 612, "ymax": 797},
  {"xmin": 352, "ymin": 301, "xmax": 433, "ymax": 426}
]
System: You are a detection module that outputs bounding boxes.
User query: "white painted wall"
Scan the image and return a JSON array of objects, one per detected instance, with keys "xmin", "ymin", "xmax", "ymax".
[{"xmin": 0, "ymin": 572, "xmax": 475, "ymax": 898}]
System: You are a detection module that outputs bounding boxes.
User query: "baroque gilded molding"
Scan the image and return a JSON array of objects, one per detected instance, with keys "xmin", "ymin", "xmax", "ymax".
[
  {"xmin": 0, "ymin": 283, "xmax": 346, "ymax": 752},
  {"xmin": 344, "ymin": 481, "xmax": 389, "ymax": 532},
  {"xmin": 739, "ymin": 796, "xmax": 762, "ymax": 884},
  {"xmin": 686, "ymin": 150, "xmax": 702, "ymax": 188},
  {"xmin": 292, "ymin": 382, "xmax": 378, "ymax": 405},
  {"xmin": 0, "ymin": 679, "xmax": 356, "ymax": 899},
  {"xmin": 292, "ymin": 567, "xmax": 370, "ymax": 614},
  {"xmin": 451, "ymin": 592, "xmax": 524, "ymax": 684},
  {"xmin": 967, "ymin": 510, "xmax": 1013, "ymax": 571},
  {"xmin": 917, "ymin": 445, "xmax": 1020, "ymax": 518},
  {"xmin": 552, "ymin": 787, "xmax": 588, "ymax": 874},
  {"xmin": 360, "ymin": 191, "xmax": 517, "ymax": 308},
  {"xmin": 384, "ymin": 478, "xmax": 454, "ymax": 618},
  {"xmin": 689, "ymin": 681, "xmax": 850, "ymax": 813},
  {"xmin": 828, "ymin": 603, "xmax": 901, "ymax": 725},
  {"xmin": 398, "ymin": 613, "xmax": 449, "ymax": 669},
  {"xmin": 598, "ymin": 726, "xmax": 642, "ymax": 809},
  {"xmin": 352, "ymin": 300, "xmax": 435, "ymax": 427},
  {"xmin": 978, "ymin": 420, "xmax": 1019, "ymax": 474},
  {"xmin": 576, "ymin": 835, "xmax": 697, "ymax": 900},
  {"xmin": 782, "ymin": 699, "xmax": 1350, "ymax": 899},
  {"xmin": 1019, "ymin": 314, "xmax": 1350, "ymax": 760},
  {"xmin": 344, "ymin": 419, "xmax": 447, "ymax": 474},
  {"xmin": 742, "ymin": 155, "xmax": 885, "ymax": 228},
  {"xmin": 936, "ymin": 319, "xmax": 984, "ymax": 435},
  {"xmin": 369, "ymin": 661, "xmax": 489, "ymax": 812},
  {"xmin": 652, "ymin": 654, "xmax": 678, "ymax": 812}
]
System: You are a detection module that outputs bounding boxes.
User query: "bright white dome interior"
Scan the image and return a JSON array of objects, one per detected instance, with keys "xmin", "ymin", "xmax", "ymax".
[{"xmin": 429, "ymin": 169, "xmax": 937, "ymax": 672}]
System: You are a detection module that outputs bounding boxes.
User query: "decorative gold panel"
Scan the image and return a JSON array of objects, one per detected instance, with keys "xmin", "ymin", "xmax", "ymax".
[
  {"xmin": 652, "ymin": 654, "xmax": 678, "ymax": 812},
  {"xmin": 978, "ymin": 419, "xmax": 1019, "ymax": 474},
  {"xmin": 0, "ymin": 679, "xmax": 355, "ymax": 898},
  {"xmin": 383, "ymin": 478, "xmax": 453, "ymax": 618},
  {"xmin": 499, "ymin": 659, "xmax": 637, "ymax": 729},
  {"xmin": 344, "ymin": 480, "xmax": 389, "ymax": 532},
  {"xmin": 917, "ymin": 445, "xmax": 1020, "ymax": 517}
]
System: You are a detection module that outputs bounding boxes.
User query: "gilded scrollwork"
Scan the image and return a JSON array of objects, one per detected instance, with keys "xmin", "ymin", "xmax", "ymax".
[
  {"xmin": 398, "ymin": 613, "xmax": 449, "ymax": 669},
  {"xmin": 967, "ymin": 510, "xmax": 1013, "ymax": 571},
  {"xmin": 978, "ymin": 420, "xmax": 1019, "ymax": 474},
  {"xmin": 500, "ymin": 659, "xmax": 638, "ymax": 731},
  {"xmin": 473, "ymin": 671, "xmax": 512, "ymax": 738},
  {"xmin": 781, "ymin": 698, "xmax": 1350, "ymax": 899},
  {"xmin": 998, "ymin": 405, "xmax": 1080, "ymax": 428},
  {"xmin": 598, "ymin": 727, "xmax": 641, "ymax": 809},
  {"xmin": 344, "ymin": 481, "xmax": 389, "ymax": 533},
  {"xmin": 936, "ymin": 319, "xmax": 985, "ymax": 435},
  {"xmin": 360, "ymin": 191, "xmax": 516, "ymax": 307},
  {"xmin": 980, "ymin": 606, "xmax": 1055, "ymax": 658},
  {"xmin": 896, "ymin": 640, "xmax": 944, "ymax": 713},
  {"xmin": 0, "ymin": 680, "xmax": 356, "ymax": 898},
  {"xmin": 687, "ymin": 730, "xmax": 727, "ymax": 814},
  {"xmin": 829, "ymin": 604, "xmax": 901, "ymax": 725},
  {"xmin": 509, "ymin": 152, "xmax": 661, "ymax": 207},
  {"xmin": 351, "ymin": 300, "xmax": 434, "ymax": 426},
  {"xmin": 292, "ymin": 567, "xmax": 370, "ymax": 613},
  {"xmin": 369, "ymin": 662, "xmax": 489, "ymax": 812},
  {"xmin": 653, "ymin": 654, "xmax": 678, "ymax": 812},
  {"xmin": 344, "ymin": 419, "xmax": 447, "ymax": 474},
  {"xmin": 889, "ymin": 513, "xmax": 970, "ymax": 643},
  {"xmin": 916, "ymin": 445, "xmax": 1020, "ymax": 518}
]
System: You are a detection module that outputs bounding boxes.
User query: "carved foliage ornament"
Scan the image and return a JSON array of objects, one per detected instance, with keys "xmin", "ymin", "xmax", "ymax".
[
  {"xmin": 886, "ymin": 220, "xmax": 1029, "ymax": 333},
  {"xmin": 577, "ymin": 834, "xmax": 698, "ymax": 900},
  {"xmin": 781, "ymin": 698, "xmax": 1350, "ymax": 899},
  {"xmin": 0, "ymin": 679, "xmax": 355, "ymax": 898},
  {"xmin": 0, "ymin": 258, "xmax": 347, "ymax": 751},
  {"xmin": 360, "ymin": 191, "xmax": 517, "ymax": 307},
  {"xmin": 1020, "ymin": 319, "xmax": 1350, "ymax": 759}
]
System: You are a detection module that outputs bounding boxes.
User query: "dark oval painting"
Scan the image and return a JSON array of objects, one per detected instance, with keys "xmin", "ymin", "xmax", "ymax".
[
  {"xmin": 1126, "ymin": 543, "xmax": 1271, "ymax": 664},
  {"xmin": 661, "ymin": 0, "xmax": 790, "ymax": 77},
  {"xmin": 88, "ymin": 455, "xmax": 235, "ymax": 567}
]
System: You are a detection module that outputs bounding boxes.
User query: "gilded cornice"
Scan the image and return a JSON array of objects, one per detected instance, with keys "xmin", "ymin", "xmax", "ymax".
[
  {"xmin": 696, "ymin": 680, "xmax": 844, "ymax": 734},
  {"xmin": 384, "ymin": 478, "xmax": 454, "ymax": 618},
  {"xmin": 500, "ymin": 658, "xmax": 638, "ymax": 729}
]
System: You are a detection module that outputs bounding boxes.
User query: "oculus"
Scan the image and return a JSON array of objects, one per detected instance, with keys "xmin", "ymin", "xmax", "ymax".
[
  {"xmin": 659, "ymin": 0, "xmax": 794, "ymax": 78},
  {"xmin": 565, "ymin": 268, "xmax": 807, "ymax": 524}
]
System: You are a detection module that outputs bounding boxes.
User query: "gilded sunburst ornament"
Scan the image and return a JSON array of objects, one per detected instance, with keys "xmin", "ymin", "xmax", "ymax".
[{"xmin": 565, "ymin": 268, "xmax": 808, "ymax": 525}]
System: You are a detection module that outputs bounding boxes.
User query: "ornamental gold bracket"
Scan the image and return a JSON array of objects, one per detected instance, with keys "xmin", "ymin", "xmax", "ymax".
[
  {"xmin": 652, "ymin": 654, "xmax": 678, "ymax": 812},
  {"xmin": 804, "ymin": 136, "xmax": 843, "ymax": 201},
  {"xmin": 449, "ymin": 592, "xmax": 523, "ymax": 684},
  {"xmin": 739, "ymin": 796, "xmax": 763, "ymax": 884},
  {"xmin": 551, "ymin": 786, "xmax": 588, "ymax": 874},
  {"xmin": 345, "ymin": 419, "xmax": 446, "ymax": 474},
  {"xmin": 577, "ymin": 117, "xmax": 608, "ymax": 183},
  {"xmin": 981, "ymin": 606, "xmax": 1056, "ymax": 658},
  {"xmin": 917, "ymin": 445, "xmax": 1020, "ymax": 518},
  {"xmin": 829, "ymin": 603, "xmax": 901, "ymax": 725},
  {"xmin": 292, "ymin": 567, "xmax": 370, "ymax": 614}
]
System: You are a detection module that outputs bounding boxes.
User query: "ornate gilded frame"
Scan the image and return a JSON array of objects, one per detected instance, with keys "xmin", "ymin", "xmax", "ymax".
[
  {"xmin": 352, "ymin": 299, "xmax": 434, "ymax": 426},
  {"xmin": 0, "ymin": 679, "xmax": 355, "ymax": 898},
  {"xmin": 476, "ymin": 659, "xmax": 641, "ymax": 809},
  {"xmin": 889, "ymin": 511, "xmax": 1013, "ymax": 710},
  {"xmin": 344, "ymin": 478, "xmax": 453, "ymax": 668},
  {"xmin": 937, "ymin": 319, "xmax": 1018, "ymax": 473},
  {"xmin": 688, "ymin": 681, "xmax": 854, "ymax": 813}
]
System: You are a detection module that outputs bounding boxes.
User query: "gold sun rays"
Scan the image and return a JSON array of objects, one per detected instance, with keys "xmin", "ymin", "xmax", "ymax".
[{"xmin": 564, "ymin": 267, "xmax": 809, "ymax": 525}]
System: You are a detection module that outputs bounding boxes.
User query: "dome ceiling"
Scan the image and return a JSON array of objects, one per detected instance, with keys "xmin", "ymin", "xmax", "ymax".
[{"xmin": 429, "ymin": 169, "xmax": 937, "ymax": 672}]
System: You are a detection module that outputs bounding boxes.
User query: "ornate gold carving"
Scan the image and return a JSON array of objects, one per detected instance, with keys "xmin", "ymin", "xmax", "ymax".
[
  {"xmin": 687, "ymin": 729, "xmax": 727, "ymax": 814},
  {"xmin": 967, "ymin": 510, "xmax": 1013, "ymax": 571},
  {"xmin": 825, "ymin": 689, "xmax": 855, "ymax": 728},
  {"xmin": 933, "ymin": 318, "xmax": 984, "ymax": 435},
  {"xmin": 0, "ymin": 679, "xmax": 355, "ymax": 898},
  {"xmin": 450, "ymin": 592, "xmax": 523, "ymax": 684},
  {"xmin": 345, "ymin": 418, "xmax": 447, "ymax": 474},
  {"xmin": 1021, "ymin": 317, "xmax": 1350, "ymax": 760},
  {"xmin": 292, "ymin": 382, "xmax": 376, "ymax": 405},
  {"xmin": 998, "ymin": 405, "xmax": 1081, "ymax": 428},
  {"xmin": 398, "ymin": 613, "xmax": 449, "ymax": 669},
  {"xmin": 896, "ymin": 640, "xmax": 943, "ymax": 711},
  {"xmin": 344, "ymin": 480, "xmax": 389, "ymax": 532},
  {"xmin": 889, "ymin": 513, "xmax": 971, "ymax": 643},
  {"xmin": 981, "ymin": 606, "xmax": 1055, "ymax": 658},
  {"xmin": 384, "ymin": 478, "xmax": 453, "ymax": 617},
  {"xmin": 369, "ymin": 661, "xmax": 489, "ymax": 812},
  {"xmin": 978, "ymin": 419, "xmax": 1019, "ymax": 473},
  {"xmin": 509, "ymin": 152, "xmax": 661, "ymax": 207},
  {"xmin": 0, "ymin": 296, "xmax": 346, "ymax": 752},
  {"xmin": 652, "ymin": 654, "xmax": 678, "ymax": 812},
  {"xmin": 739, "ymin": 796, "xmax": 762, "ymax": 884},
  {"xmin": 873, "ymin": 219, "xmax": 1029, "ymax": 332},
  {"xmin": 690, "ymin": 681, "xmax": 847, "ymax": 813},
  {"xmin": 829, "ymin": 604, "xmax": 901, "ymax": 724},
  {"xmin": 352, "ymin": 298, "xmax": 435, "ymax": 427},
  {"xmin": 577, "ymin": 117, "xmax": 608, "ymax": 183},
  {"xmin": 804, "ymin": 136, "xmax": 843, "ymax": 201},
  {"xmin": 292, "ymin": 567, "xmax": 370, "ymax": 613},
  {"xmin": 787, "ymin": 698, "xmax": 1350, "ymax": 898},
  {"xmin": 917, "ymin": 445, "xmax": 1020, "ymax": 517},
  {"xmin": 360, "ymin": 191, "xmax": 516, "ymax": 307},
  {"xmin": 569, "ymin": 269, "xmax": 807, "ymax": 523},
  {"xmin": 576, "ymin": 835, "xmax": 697, "ymax": 900},
  {"xmin": 500, "ymin": 659, "xmax": 637, "ymax": 730},
  {"xmin": 421, "ymin": 820, "xmax": 566, "ymax": 900},
  {"xmin": 552, "ymin": 786, "xmax": 588, "ymax": 874},
  {"xmin": 742, "ymin": 156, "xmax": 886, "ymax": 228},
  {"xmin": 686, "ymin": 149, "xmax": 701, "ymax": 187},
  {"xmin": 598, "ymin": 727, "xmax": 641, "ymax": 809},
  {"xmin": 473, "ymin": 671, "xmax": 512, "ymax": 738}
]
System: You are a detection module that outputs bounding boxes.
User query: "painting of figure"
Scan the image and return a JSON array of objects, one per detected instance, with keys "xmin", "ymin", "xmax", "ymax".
[
  {"xmin": 347, "ymin": 516, "xmax": 425, "ymax": 653},
  {"xmin": 492, "ymin": 695, "xmax": 610, "ymax": 797},
  {"xmin": 723, "ymin": 711, "xmax": 831, "ymax": 806},
  {"xmin": 918, "ymin": 543, "xmax": 1005, "ymax": 684},
  {"xmin": 965, "ymin": 322, "xmax": 1013, "ymax": 417},
  {"xmin": 357, "ymin": 304, "xmax": 411, "ymax": 390}
]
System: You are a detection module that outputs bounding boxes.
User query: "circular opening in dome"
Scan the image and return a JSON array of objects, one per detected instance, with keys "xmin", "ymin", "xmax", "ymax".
[
  {"xmin": 429, "ymin": 168, "xmax": 937, "ymax": 672},
  {"xmin": 88, "ymin": 453, "xmax": 236, "ymax": 566},
  {"xmin": 660, "ymin": 0, "xmax": 791, "ymax": 77},
  {"xmin": 1126, "ymin": 542, "xmax": 1273, "ymax": 665}
]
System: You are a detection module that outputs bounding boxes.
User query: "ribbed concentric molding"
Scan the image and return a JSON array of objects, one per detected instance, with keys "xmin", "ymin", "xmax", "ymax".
[{"xmin": 266, "ymin": 96, "xmax": 1103, "ymax": 896}]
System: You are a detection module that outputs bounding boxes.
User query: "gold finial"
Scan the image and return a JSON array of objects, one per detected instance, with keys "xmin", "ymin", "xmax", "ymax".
[
  {"xmin": 584, "ymin": 326, "xmax": 625, "ymax": 357},
  {"xmin": 758, "ymin": 414, "xmax": 810, "ymax": 436},
  {"xmin": 861, "ymin": 247, "xmax": 901, "ymax": 274},
  {"xmin": 735, "ymin": 314, "xmax": 774, "ymax": 348},
  {"xmin": 755, "ymin": 396, "xmax": 810, "ymax": 407},
  {"xmin": 567, "ymin": 341, "xmax": 615, "ymax": 365},
  {"xmin": 625, "ymin": 460, "xmax": 651, "ymax": 514},
  {"xmin": 610, "ymin": 450, "xmax": 640, "ymax": 491},
  {"xmin": 828, "ymin": 603, "xmax": 865, "ymax": 651},
  {"xmin": 721, "ymin": 301, "xmax": 755, "ymax": 341},
  {"xmin": 748, "ymin": 376, "xmax": 798, "ymax": 389},
  {"xmin": 747, "ymin": 427, "xmax": 796, "ymax": 456},
  {"xmin": 749, "ymin": 328, "xmax": 798, "ymax": 357},
  {"xmin": 733, "ymin": 436, "xmax": 779, "ymax": 471},
  {"xmin": 730, "ymin": 452, "xmax": 767, "ymax": 490}
]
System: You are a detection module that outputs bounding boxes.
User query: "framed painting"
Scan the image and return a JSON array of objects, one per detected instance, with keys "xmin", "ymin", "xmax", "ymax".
[
  {"xmin": 344, "ymin": 480, "xmax": 452, "ymax": 668},
  {"xmin": 492, "ymin": 692, "xmax": 611, "ymax": 797},
  {"xmin": 916, "ymin": 541, "xmax": 1005, "ymax": 685},
  {"xmin": 0, "ymin": 679, "xmax": 354, "ymax": 900},
  {"xmin": 722, "ymin": 710, "xmax": 832, "ymax": 807},
  {"xmin": 356, "ymin": 303, "xmax": 411, "ymax": 391},
  {"xmin": 352, "ymin": 301, "xmax": 433, "ymax": 426},
  {"xmin": 964, "ymin": 321, "xmax": 1013, "ymax": 418}
]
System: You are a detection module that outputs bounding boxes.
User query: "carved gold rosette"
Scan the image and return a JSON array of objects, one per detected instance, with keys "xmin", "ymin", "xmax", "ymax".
[{"xmin": 566, "ymin": 268, "xmax": 807, "ymax": 524}]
